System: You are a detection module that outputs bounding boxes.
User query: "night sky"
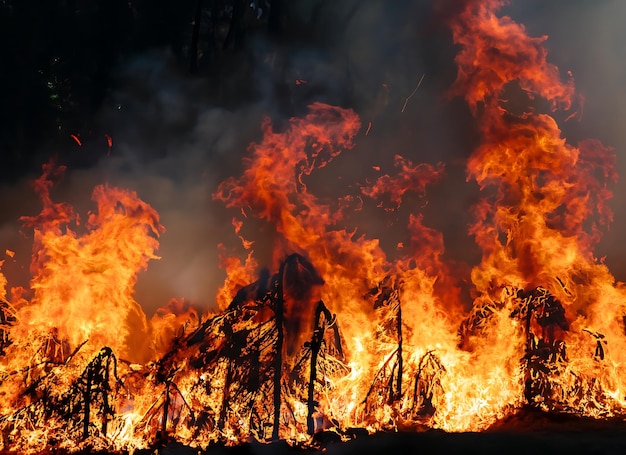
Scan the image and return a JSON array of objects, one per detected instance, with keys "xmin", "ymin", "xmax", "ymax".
[{"xmin": 1, "ymin": 0, "xmax": 625, "ymax": 316}]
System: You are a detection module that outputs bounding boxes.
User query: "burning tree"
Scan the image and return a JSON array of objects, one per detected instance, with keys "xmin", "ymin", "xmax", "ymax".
[{"xmin": 141, "ymin": 253, "xmax": 347, "ymax": 444}]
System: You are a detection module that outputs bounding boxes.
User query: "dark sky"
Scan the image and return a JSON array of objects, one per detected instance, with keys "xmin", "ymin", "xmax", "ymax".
[{"xmin": 0, "ymin": 0, "xmax": 625, "ymax": 315}]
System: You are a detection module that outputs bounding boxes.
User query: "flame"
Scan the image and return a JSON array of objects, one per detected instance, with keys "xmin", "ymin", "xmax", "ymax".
[
  {"xmin": 450, "ymin": 0, "xmax": 624, "ymax": 419},
  {"xmin": 16, "ymin": 161, "xmax": 164, "ymax": 361},
  {"xmin": 0, "ymin": 161, "xmax": 195, "ymax": 453},
  {"xmin": 1, "ymin": 1, "xmax": 626, "ymax": 453}
]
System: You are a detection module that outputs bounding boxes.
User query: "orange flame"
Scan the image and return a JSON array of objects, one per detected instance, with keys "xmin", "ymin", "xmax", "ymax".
[
  {"xmin": 450, "ymin": 0, "xmax": 624, "ymax": 418},
  {"xmin": 16, "ymin": 162, "xmax": 164, "ymax": 362}
]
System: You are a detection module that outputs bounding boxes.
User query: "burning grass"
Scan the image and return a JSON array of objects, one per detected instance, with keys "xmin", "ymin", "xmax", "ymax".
[{"xmin": 1, "ymin": 253, "xmax": 626, "ymax": 453}]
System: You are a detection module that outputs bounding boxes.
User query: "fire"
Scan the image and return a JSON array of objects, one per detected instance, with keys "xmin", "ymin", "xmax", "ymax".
[
  {"xmin": 1, "ymin": 0, "xmax": 626, "ymax": 453},
  {"xmin": 16, "ymin": 162, "xmax": 167, "ymax": 361},
  {"xmin": 451, "ymin": 0, "xmax": 625, "ymax": 418}
]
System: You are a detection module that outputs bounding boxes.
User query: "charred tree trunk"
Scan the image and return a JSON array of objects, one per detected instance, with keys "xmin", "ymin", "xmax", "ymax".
[
  {"xmin": 101, "ymin": 358, "xmax": 110, "ymax": 437},
  {"xmin": 82, "ymin": 367, "xmax": 93, "ymax": 440},
  {"xmin": 271, "ymin": 261, "xmax": 286, "ymax": 441},
  {"xmin": 0, "ymin": 301, "xmax": 15, "ymax": 356},
  {"xmin": 162, "ymin": 380, "xmax": 171, "ymax": 437},
  {"xmin": 520, "ymin": 291, "xmax": 534, "ymax": 403},
  {"xmin": 306, "ymin": 300, "xmax": 332, "ymax": 435}
]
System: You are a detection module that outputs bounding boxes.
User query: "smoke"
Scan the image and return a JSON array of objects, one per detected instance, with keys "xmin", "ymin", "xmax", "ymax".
[{"xmin": 1, "ymin": 0, "xmax": 624, "ymax": 316}]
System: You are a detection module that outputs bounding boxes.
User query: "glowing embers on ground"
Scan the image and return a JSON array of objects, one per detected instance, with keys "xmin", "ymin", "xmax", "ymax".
[{"xmin": 2, "ymin": 0, "xmax": 626, "ymax": 453}]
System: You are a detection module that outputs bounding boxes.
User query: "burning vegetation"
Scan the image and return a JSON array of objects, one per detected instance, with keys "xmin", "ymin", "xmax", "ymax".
[{"xmin": 1, "ymin": 0, "xmax": 625, "ymax": 453}]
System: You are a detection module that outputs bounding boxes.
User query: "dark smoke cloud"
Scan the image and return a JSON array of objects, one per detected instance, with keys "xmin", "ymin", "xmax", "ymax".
[{"xmin": 1, "ymin": 0, "xmax": 624, "ymax": 315}]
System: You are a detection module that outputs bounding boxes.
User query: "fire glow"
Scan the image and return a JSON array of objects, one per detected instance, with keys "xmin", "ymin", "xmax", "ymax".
[{"xmin": 1, "ymin": 1, "xmax": 625, "ymax": 453}]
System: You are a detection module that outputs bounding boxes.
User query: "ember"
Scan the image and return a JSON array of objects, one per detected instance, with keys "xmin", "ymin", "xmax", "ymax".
[{"xmin": 2, "ymin": 0, "xmax": 626, "ymax": 454}]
